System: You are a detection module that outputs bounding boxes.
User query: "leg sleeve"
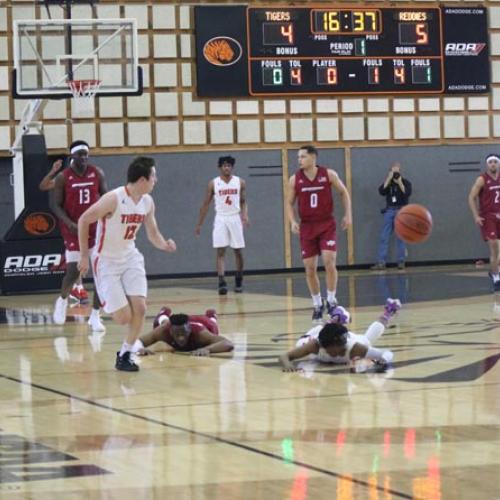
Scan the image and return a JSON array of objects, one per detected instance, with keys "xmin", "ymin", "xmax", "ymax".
[{"xmin": 363, "ymin": 321, "xmax": 385, "ymax": 345}]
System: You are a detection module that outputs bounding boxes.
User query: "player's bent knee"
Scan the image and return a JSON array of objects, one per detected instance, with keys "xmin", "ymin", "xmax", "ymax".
[{"xmin": 112, "ymin": 307, "xmax": 132, "ymax": 325}]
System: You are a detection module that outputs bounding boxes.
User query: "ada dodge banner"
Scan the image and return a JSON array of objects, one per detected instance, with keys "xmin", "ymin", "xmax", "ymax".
[{"xmin": 1, "ymin": 239, "xmax": 66, "ymax": 293}]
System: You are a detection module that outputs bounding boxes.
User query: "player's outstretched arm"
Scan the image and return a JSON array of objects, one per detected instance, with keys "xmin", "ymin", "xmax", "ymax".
[
  {"xmin": 144, "ymin": 200, "xmax": 176, "ymax": 252},
  {"xmin": 279, "ymin": 341, "xmax": 318, "ymax": 372},
  {"xmin": 328, "ymin": 169, "xmax": 352, "ymax": 230},
  {"xmin": 77, "ymin": 192, "xmax": 118, "ymax": 275},
  {"xmin": 134, "ymin": 324, "xmax": 175, "ymax": 355},
  {"xmin": 195, "ymin": 180, "xmax": 215, "ymax": 235},
  {"xmin": 286, "ymin": 175, "xmax": 300, "ymax": 234},
  {"xmin": 191, "ymin": 330, "xmax": 234, "ymax": 356},
  {"xmin": 468, "ymin": 176, "xmax": 485, "ymax": 226}
]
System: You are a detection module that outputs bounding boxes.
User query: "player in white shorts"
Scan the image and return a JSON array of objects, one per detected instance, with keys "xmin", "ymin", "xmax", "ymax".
[
  {"xmin": 278, "ymin": 299, "xmax": 401, "ymax": 372},
  {"xmin": 195, "ymin": 156, "xmax": 249, "ymax": 295},
  {"xmin": 78, "ymin": 156, "xmax": 176, "ymax": 372}
]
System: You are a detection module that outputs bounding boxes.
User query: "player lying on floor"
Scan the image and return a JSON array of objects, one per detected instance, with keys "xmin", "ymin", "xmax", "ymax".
[
  {"xmin": 131, "ymin": 307, "xmax": 234, "ymax": 356},
  {"xmin": 278, "ymin": 299, "xmax": 401, "ymax": 372}
]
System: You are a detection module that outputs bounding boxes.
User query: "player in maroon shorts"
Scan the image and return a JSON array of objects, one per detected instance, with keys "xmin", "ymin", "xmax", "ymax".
[
  {"xmin": 50, "ymin": 140, "xmax": 107, "ymax": 329},
  {"xmin": 287, "ymin": 145, "xmax": 352, "ymax": 322},
  {"xmin": 132, "ymin": 308, "xmax": 234, "ymax": 356},
  {"xmin": 469, "ymin": 154, "xmax": 500, "ymax": 291}
]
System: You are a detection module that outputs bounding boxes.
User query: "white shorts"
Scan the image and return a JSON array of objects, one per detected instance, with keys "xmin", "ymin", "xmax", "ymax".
[
  {"xmin": 213, "ymin": 214, "xmax": 245, "ymax": 249},
  {"xmin": 66, "ymin": 246, "xmax": 95, "ymax": 264},
  {"xmin": 93, "ymin": 250, "xmax": 147, "ymax": 314}
]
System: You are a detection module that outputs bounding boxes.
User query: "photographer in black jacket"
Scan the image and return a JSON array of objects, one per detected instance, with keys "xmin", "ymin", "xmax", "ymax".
[{"xmin": 371, "ymin": 162, "xmax": 412, "ymax": 270}]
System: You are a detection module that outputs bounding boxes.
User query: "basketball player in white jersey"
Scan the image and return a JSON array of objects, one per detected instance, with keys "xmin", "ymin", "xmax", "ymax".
[
  {"xmin": 77, "ymin": 157, "xmax": 176, "ymax": 372},
  {"xmin": 196, "ymin": 156, "xmax": 249, "ymax": 295},
  {"xmin": 278, "ymin": 299, "xmax": 401, "ymax": 372}
]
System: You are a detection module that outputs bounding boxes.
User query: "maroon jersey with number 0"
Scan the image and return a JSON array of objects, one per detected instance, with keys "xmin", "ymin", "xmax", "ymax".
[{"xmin": 295, "ymin": 166, "xmax": 334, "ymax": 223}]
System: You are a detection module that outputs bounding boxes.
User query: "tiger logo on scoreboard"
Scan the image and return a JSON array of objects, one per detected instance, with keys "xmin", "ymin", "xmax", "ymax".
[{"xmin": 203, "ymin": 36, "xmax": 242, "ymax": 67}]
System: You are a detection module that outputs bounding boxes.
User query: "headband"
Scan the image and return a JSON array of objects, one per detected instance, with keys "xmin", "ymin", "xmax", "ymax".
[
  {"xmin": 486, "ymin": 155, "xmax": 500, "ymax": 163},
  {"xmin": 70, "ymin": 144, "xmax": 89, "ymax": 155}
]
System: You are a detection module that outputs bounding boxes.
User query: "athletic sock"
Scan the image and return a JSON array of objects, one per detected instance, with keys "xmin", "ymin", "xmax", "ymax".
[
  {"xmin": 327, "ymin": 290, "xmax": 337, "ymax": 305},
  {"xmin": 119, "ymin": 342, "xmax": 133, "ymax": 357},
  {"xmin": 312, "ymin": 294, "xmax": 322, "ymax": 308}
]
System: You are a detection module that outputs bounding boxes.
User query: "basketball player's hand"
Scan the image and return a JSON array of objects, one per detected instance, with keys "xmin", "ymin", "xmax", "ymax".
[
  {"xmin": 137, "ymin": 348, "xmax": 155, "ymax": 356},
  {"xmin": 475, "ymin": 215, "xmax": 484, "ymax": 226},
  {"xmin": 282, "ymin": 366, "xmax": 303, "ymax": 373},
  {"xmin": 290, "ymin": 221, "xmax": 300, "ymax": 234},
  {"xmin": 341, "ymin": 215, "xmax": 352, "ymax": 230},
  {"xmin": 195, "ymin": 224, "xmax": 202, "ymax": 236},
  {"xmin": 69, "ymin": 221, "xmax": 78, "ymax": 234},
  {"xmin": 163, "ymin": 239, "xmax": 176, "ymax": 252},
  {"xmin": 241, "ymin": 214, "xmax": 250, "ymax": 227},
  {"xmin": 78, "ymin": 256, "xmax": 89, "ymax": 276},
  {"xmin": 51, "ymin": 158, "xmax": 63, "ymax": 174},
  {"xmin": 191, "ymin": 347, "xmax": 210, "ymax": 356}
]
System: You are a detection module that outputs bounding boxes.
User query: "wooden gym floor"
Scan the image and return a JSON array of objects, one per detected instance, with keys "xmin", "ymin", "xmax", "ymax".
[{"xmin": 0, "ymin": 265, "xmax": 498, "ymax": 499}]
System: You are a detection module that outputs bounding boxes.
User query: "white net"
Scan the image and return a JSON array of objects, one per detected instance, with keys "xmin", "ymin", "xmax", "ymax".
[{"xmin": 68, "ymin": 79, "xmax": 101, "ymax": 117}]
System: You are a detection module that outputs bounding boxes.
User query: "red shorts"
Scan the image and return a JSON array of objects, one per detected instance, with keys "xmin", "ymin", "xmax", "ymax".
[
  {"xmin": 481, "ymin": 214, "xmax": 500, "ymax": 241},
  {"xmin": 299, "ymin": 219, "xmax": 337, "ymax": 259}
]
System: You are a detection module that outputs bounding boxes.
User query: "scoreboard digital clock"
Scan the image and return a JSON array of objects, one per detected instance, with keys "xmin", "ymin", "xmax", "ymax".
[{"xmin": 194, "ymin": 6, "xmax": 489, "ymax": 97}]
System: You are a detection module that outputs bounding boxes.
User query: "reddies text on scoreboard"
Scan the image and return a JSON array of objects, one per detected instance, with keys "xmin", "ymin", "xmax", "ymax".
[{"xmin": 194, "ymin": 6, "xmax": 489, "ymax": 97}]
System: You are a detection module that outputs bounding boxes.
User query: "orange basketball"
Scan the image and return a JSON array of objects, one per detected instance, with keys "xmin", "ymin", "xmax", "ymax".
[{"xmin": 394, "ymin": 204, "xmax": 433, "ymax": 243}]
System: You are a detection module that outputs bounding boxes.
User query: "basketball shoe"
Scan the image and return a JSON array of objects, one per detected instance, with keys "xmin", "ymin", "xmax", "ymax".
[
  {"xmin": 328, "ymin": 305, "xmax": 351, "ymax": 324},
  {"xmin": 69, "ymin": 285, "xmax": 80, "ymax": 302},
  {"xmin": 234, "ymin": 275, "xmax": 243, "ymax": 293},
  {"xmin": 312, "ymin": 301, "xmax": 324, "ymax": 322},
  {"xmin": 205, "ymin": 309, "xmax": 217, "ymax": 320},
  {"xmin": 381, "ymin": 298, "xmax": 401, "ymax": 322},
  {"xmin": 115, "ymin": 351, "xmax": 139, "ymax": 372},
  {"xmin": 53, "ymin": 297, "xmax": 68, "ymax": 325},
  {"xmin": 88, "ymin": 309, "xmax": 105, "ymax": 332},
  {"xmin": 218, "ymin": 279, "xmax": 228, "ymax": 295},
  {"xmin": 78, "ymin": 287, "xmax": 89, "ymax": 304}
]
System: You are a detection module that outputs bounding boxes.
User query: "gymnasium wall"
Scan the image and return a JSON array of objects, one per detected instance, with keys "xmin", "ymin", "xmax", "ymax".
[{"xmin": 0, "ymin": 1, "xmax": 499, "ymax": 274}]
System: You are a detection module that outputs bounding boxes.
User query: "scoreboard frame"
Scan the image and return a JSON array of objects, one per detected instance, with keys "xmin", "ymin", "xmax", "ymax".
[{"xmin": 194, "ymin": 5, "xmax": 490, "ymax": 98}]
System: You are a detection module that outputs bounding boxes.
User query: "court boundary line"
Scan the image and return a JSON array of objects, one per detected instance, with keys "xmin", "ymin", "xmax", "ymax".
[{"xmin": 0, "ymin": 372, "xmax": 416, "ymax": 500}]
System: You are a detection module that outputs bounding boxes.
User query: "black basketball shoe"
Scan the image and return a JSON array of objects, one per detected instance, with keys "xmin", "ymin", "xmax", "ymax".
[{"xmin": 115, "ymin": 351, "xmax": 139, "ymax": 372}]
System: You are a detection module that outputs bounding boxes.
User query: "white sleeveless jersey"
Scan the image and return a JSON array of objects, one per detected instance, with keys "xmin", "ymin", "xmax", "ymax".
[
  {"xmin": 213, "ymin": 176, "xmax": 241, "ymax": 216},
  {"xmin": 95, "ymin": 186, "xmax": 153, "ymax": 260},
  {"xmin": 301, "ymin": 325, "xmax": 368, "ymax": 364}
]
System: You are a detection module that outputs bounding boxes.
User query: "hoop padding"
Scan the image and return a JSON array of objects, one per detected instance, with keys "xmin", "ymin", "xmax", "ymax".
[{"xmin": 68, "ymin": 79, "xmax": 101, "ymax": 116}]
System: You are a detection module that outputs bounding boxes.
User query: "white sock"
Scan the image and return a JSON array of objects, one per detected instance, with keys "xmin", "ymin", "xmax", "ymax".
[
  {"xmin": 327, "ymin": 290, "xmax": 337, "ymax": 305},
  {"xmin": 90, "ymin": 308, "xmax": 100, "ymax": 318},
  {"xmin": 119, "ymin": 342, "xmax": 133, "ymax": 357},
  {"xmin": 312, "ymin": 294, "xmax": 322, "ymax": 308},
  {"xmin": 494, "ymin": 274, "xmax": 500, "ymax": 283}
]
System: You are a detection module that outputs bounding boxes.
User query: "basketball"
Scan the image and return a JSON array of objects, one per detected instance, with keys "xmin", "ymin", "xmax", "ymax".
[{"xmin": 394, "ymin": 204, "xmax": 433, "ymax": 243}]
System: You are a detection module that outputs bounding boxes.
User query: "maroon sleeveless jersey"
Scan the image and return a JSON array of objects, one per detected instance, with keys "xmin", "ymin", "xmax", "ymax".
[
  {"xmin": 59, "ymin": 164, "xmax": 101, "ymax": 244},
  {"xmin": 295, "ymin": 166, "xmax": 334, "ymax": 223},
  {"xmin": 479, "ymin": 172, "xmax": 500, "ymax": 216}
]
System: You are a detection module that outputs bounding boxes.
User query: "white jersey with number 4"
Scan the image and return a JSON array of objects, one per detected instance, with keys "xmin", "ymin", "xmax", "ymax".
[
  {"xmin": 95, "ymin": 186, "xmax": 153, "ymax": 260},
  {"xmin": 214, "ymin": 176, "xmax": 241, "ymax": 216}
]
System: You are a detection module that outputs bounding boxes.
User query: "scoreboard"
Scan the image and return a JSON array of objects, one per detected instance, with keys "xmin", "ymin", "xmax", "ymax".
[{"xmin": 195, "ymin": 6, "xmax": 489, "ymax": 97}]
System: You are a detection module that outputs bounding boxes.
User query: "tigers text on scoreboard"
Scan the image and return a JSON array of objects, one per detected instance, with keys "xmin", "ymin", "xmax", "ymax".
[{"xmin": 194, "ymin": 6, "xmax": 489, "ymax": 97}]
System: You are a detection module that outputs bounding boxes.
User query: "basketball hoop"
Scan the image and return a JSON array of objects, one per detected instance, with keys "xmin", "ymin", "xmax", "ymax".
[{"xmin": 68, "ymin": 79, "xmax": 101, "ymax": 116}]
